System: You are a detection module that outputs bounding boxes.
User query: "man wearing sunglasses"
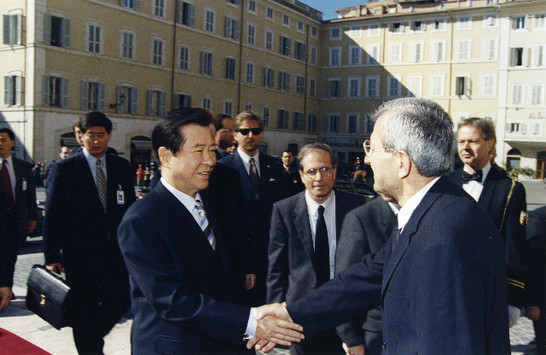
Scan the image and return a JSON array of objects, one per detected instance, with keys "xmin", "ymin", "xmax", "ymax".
[{"xmin": 219, "ymin": 111, "xmax": 288, "ymax": 306}]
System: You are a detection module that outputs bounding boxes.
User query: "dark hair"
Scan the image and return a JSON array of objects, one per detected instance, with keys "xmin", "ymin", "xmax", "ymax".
[
  {"xmin": 282, "ymin": 150, "xmax": 293, "ymax": 156},
  {"xmin": 0, "ymin": 127, "xmax": 15, "ymax": 141},
  {"xmin": 152, "ymin": 108, "xmax": 213, "ymax": 155},
  {"xmin": 215, "ymin": 114, "xmax": 232, "ymax": 131},
  {"xmin": 79, "ymin": 112, "xmax": 113, "ymax": 134},
  {"xmin": 297, "ymin": 143, "xmax": 338, "ymax": 171}
]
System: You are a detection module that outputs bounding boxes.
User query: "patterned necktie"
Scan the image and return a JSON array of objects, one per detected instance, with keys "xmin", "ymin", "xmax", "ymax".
[
  {"xmin": 315, "ymin": 205, "xmax": 330, "ymax": 286},
  {"xmin": 2, "ymin": 159, "xmax": 15, "ymax": 213},
  {"xmin": 249, "ymin": 158, "xmax": 260, "ymax": 193},
  {"xmin": 195, "ymin": 199, "xmax": 216, "ymax": 250},
  {"xmin": 96, "ymin": 159, "xmax": 107, "ymax": 212}
]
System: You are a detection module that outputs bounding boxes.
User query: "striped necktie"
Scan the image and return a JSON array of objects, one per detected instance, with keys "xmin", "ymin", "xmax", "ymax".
[
  {"xmin": 96, "ymin": 159, "xmax": 107, "ymax": 212},
  {"xmin": 195, "ymin": 199, "xmax": 216, "ymax": 250}
]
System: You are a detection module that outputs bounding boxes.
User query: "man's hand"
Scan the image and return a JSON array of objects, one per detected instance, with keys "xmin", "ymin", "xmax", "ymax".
[
  {"xmin": 525, "ymin": 306, "xmax": 541, "ymax": 321},
  {"xmin": 245, "ymin": 274, "xmax": 256, "ymax": 290},
  {"xmin": 26, "ymin": 220, "xmax": 37, "ymax": 234},
  {"xmin": 46, "ymin": 263, "xmax": 63, "ymax": 274},
  {"xmin": 343, "ymin": 343, "xmax": 365, "ymax": 355},
  {"xmin": 0, "ymin": 287, "xmax": 13, "ymax": 311},
  {"xmin": 508, "ymin": 305, "xmax": 521, "ymax": 328}
]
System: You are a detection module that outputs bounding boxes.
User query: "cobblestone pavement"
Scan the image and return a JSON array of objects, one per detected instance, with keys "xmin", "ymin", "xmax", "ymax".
[{"xmin": 1, "ymin": 183, "xmax": 545, "ymax": 354}]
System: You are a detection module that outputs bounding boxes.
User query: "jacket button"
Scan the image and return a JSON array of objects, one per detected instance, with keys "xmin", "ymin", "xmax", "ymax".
[{"xmin": 382, "ymin": 342, "xmax": 387, "ymax": 350}]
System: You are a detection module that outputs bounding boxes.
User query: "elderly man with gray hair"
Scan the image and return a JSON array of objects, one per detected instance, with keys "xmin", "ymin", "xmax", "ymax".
[{"xmin": 251, "ymin": 97, "xmax": 510, "ymax": 354}]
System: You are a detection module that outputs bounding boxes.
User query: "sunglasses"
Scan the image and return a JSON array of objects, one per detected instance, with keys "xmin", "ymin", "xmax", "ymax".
[{"xmin": 237, "ymin": 128, "xmax": 263, "ymax": 136}]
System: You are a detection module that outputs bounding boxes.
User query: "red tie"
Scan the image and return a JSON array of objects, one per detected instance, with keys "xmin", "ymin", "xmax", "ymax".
[{"xmin": 2, "ymin": 159, "xmax": 15, "ymax": 213}]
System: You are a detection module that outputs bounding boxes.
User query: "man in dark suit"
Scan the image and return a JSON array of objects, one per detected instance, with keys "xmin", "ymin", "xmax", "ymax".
[
  {"xmin": 281, "ymin": 150, "xmax": 304, "ymax": 196},
  {"xmin": 0, "ymin": 127, "xmax": 37, "ymax": 311},
  {"xmin": 214, "ymin": 114, "xmax": 236, "ymax": 159},
  {"xmin": 117, "ymin": 108, "xmax": 303, "ymax": 354},
  {"xmin": 44, "ymin": 112, "xmax": 136, "ymax": 354},
  {"xmin": 219, "ymin": 111, "xmax": 288, "ymax": 306},
  {"xmin": 449, "ymin": 117, "xmax": 527, "ymax": 326},
  {"xmin": 335, "ymin": 195, "xmax": 398, "ymax": 355},
  {"xmin": 251, "ymin": 98, "xmax": 509, "ymax": 354},
  {"xmin": 267, "ymin": 143, "xmax": 365, "ymax": 354}
]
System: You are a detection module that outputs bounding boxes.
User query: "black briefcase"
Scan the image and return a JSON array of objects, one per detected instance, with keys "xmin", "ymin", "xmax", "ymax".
[{"xmin": 26, "ymin": 264, "xmax": 71, "ymax": 330}]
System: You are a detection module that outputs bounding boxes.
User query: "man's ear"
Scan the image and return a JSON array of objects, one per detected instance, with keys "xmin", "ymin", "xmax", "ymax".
[
  {"xmin": 158, "ymin": 147, "xmax": 172, "ymax": 167},
  {"xmin": 397, "ymin": 150, "xmax": 412, "ymax": 179}
]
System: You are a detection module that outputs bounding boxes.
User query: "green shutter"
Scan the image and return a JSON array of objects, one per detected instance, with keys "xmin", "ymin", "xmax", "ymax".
[
  {"xmin": 42, "ymin": 76, "xmax": 50, "ymax": 106},
  {"xmin": 131, "ymin": 88, "xmax": 138, "ymax": 114},
  {"xmin": 43, "ymin": 14, "xmax": 51, "ymax": 44},
  {"xmin": 62, "ymin": 18, "xmax": 71, "ymax": 48},
  {"xmin": 98, "ymin": 83, "xmax": 106, "ymax": 112},
  {"xmin": 81, "ymin": 81, "xmax": 89, "ymax": 110},
  {"xmin": 61, "ymin": 78, "xmax": 69, "ymax": 108},
  {"xmin": 147, "ymin": 90, "xmax": 153, "ymax": 115},
  {"xmin": 4, "ymin": 76, "xmax": 13, "ymax": 105},
  {"xmin": 159, "ymin": 92, "xmax": 166, "ymax": 116}
]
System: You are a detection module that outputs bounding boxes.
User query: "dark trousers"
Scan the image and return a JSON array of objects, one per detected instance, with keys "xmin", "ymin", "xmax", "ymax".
[
  {"xmin": 535, "ymin": 310, "xmax": 546, "ymax": 355},
  {"xmin": 291, "ymin": 328, "xmax": 344, "ymax": 355}
]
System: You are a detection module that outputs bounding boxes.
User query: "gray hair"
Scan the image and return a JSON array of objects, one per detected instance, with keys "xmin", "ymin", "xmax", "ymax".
[
  {"xmin": 297, "ymin": 143, "xmax": 338, "ymax": 171},
  {"xmin": 370, "ymin": 97, "xmax": 453, "ymax": 177}
]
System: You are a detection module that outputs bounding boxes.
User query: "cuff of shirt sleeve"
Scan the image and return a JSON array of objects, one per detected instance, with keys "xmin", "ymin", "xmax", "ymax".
[{"xmin": 244, "ymin": 307, "xmax": 258, "ymax": 340}]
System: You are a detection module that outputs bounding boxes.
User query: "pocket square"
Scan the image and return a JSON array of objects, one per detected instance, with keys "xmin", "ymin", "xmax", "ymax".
[{"xmin": 269, "ymin": 178, "xmax": 276, "ymax": 182}]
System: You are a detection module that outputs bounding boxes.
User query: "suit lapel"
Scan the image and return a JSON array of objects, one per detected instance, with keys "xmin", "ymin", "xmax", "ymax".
[
  {"xmin": 478, "ymin": 167, "xmax": 498, "ymax": 212},
  {"xmin": 379, "ymin": 200, "xmax": 397, "ymax": 242},
  {"xmin": 294, "ymin": 193, "xmax": 315, "ymax": 262},
  {"xmin": 232, "ymin": 152, "xmax": 257, "ymax": 200},
  {"xmin": 76, "ymin": 152, "xmax": 105, "ymax": 215},
  {"xmin": 334, "ymin": 191, "xmax": 350, "ymax": 241},
  {"xmin": 12, "ymin": 158, "xmax": 22, "ymax": 203}
]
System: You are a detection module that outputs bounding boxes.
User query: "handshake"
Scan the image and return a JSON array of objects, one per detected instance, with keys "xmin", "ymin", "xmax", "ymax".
[{"xmin": 250, "ymin": 303, "xmax": 305, "ymax": 352}]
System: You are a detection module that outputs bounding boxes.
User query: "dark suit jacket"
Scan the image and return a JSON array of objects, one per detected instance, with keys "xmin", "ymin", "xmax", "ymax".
[
  {"xmin": 267, "ymin": 190, "xmax": 365, "ymax": 304},
  {"xmin": 0, "ymin": 156, "xmax": 37, "ymax": 287},
  {"xmin": 218, "ymin": 152, "xmax": 288, "ymax": 294},
  {"xmin": 287, "ymin": 178, "xmax": 510, "ymax": 355},
  {"xmin": 117, "ymin": 182, "xmax": 250, "ymax": 354},
  {"xmin": 449, "ymin": 165, "xmax": 527, "ymax": 306},
  {"xmin": 335, "ymin": 198, "xmax": 396, "ymax": 347},
  {"xmin": 43, "ymin": 152, "xmax": 135, "ymax": 302},
  {"xmin": 284, "ymin": 164, "xmax": 305, "ymax": 197},
  {"xmin": 525, "ymin": 207, "xmax": 546, "ymax": 308}
]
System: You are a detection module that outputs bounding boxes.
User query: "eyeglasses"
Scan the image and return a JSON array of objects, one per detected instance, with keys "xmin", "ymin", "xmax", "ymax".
[
  {"xmin": 237, "ymin": 128, "xmax": 263, "ymax": 136},
  {"xmin": 363, "ymin": 140, "xmax": 385, "ymax": 158},
  {"xmin": 304, "ymin": 167, "xmax": 333, "ymax": 178}
]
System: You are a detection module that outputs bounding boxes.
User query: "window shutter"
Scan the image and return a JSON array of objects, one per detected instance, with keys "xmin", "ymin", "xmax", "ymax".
[
  {"xmin": 15, "ymin": 76, "xmax": 23, "ymax": 105},
  {"xmin": 233, "ymin": 20, "xmax": 239, "ymax": 40},
  {"xmin": 115, "ymin": 86, "xmax": 122, "ymax": 113},
  {"xmin": 147, "ymin": 90, "xmax": 153, "ymax": 115},
  {"xmin": 4, "ymin": 76, "xmax": 13, "ymax": 105},
  {"xmin": 465, "ymin": 77, "xmax": 471, "ymax": 97},
  {"xmin": 188, "ymin": 4, "xmax": 195, "ymax": 26},
  {"xmin": 200, "ymin": 52, "xmax": 205, "ymax": 74},
  {"xmin": 62, "ymin": 18, "xmax": 71, "ymax": 48},
  {"xmin": 173, "ymin": 94, "xmax": 180, "ymax": 109},
  {"xmin": 119, "ymin": 0, "xmax": 125, "ymax": 6},
  {"xmin": 61, "ymin": 78, "xmax": 69, "ymax": 108},
  {"xmin": 130, "ymin": 88, "xmax": 138, "ymax": 114},
  {"xmin": 224, "ymin": 17, "xmax": 229, "ymax": 37},
  {"xmin": 81, "ymin": 81, "xmax": 89, "ymax": 110},
  {"xmin": 159, "ymin": 91, "xmax": 166, "ymax": 116},
  {"xmin": 98, "ymin": 83, "xmax": 106, "ymax": 112},
  {"xmin": 134, "ymin": 0, "xmax": 141, "ymax": 11},
  {"xmin": 262, "ymin": 67, "xmax": 267, "ymax": 86},
  {"xmin": 43, "ymin": 14, "xmax": 51, "ymax": 44},
  {"xmin": 42, "ymin": 76, "xmax": 50, "ymax": 106},
  {"xmin": 3, "ymin": 15, "xmax": 10, "ymax": 44},
  {"xmin": 15, "ymin": 14, "xmax": 22, "ymax": 44}
]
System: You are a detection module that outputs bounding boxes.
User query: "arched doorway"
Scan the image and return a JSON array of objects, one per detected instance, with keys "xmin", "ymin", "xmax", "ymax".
[
  {"xmin": 130, "ymin": 136, "xmax": 152, "ymax": 168},
  {"xmin": 60, "ymin": 132, "xmax": 79, "ymax": 149},
  {"xmin": 537, "ymin": 151, "xmax": 546, "ymax": 179},
  {"xmin": 506, "ymin": 148, "xmax": 522, "ymax": 170}
]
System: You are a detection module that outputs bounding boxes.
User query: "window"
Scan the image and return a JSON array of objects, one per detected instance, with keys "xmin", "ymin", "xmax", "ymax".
[
  {"xmin": 511, "ymin": 84, "xmax": 524, "ymax": 105},
  {"xmin": 455, "ymin": 76, "xmax": 471, "ymax": 96},
  {"xmin": 410, "ymin": 20, "xmax": 425, "ymax": 32},
  {"xmin": 114, "ymin": 85, "xmax": 138, "ymax": 114},
  {"xmin": 179, "ymin": 45, "xmax": 189, "ymax": 70},
  {"xmin": 531, "ymin": 84, "xmax": 544, "ymax": 105},
  {"xmin": 225, "ymin": 57, "xmax": 236, "ymax": 80},
  {"xmin": 410, "ymin": 42, "xmax": 423, "ymax": 63},
  {"xmin": 278, "ymin": 71, "xmax": 290, "ymax": 91},
  {"xmin": 224, "ymin": 100, "xmax": 233, "ymax": 115},
  {"xmin": 247, "ymin": 23, "xmax": 256, "ymax": 44},
  {"xmin": 200, "ymin": 51, "xmax": 213, "ymax": 76},
  {"xmin": 433, "ymin": 19, "xmax": 446, "ymax": 31},
  {"xmin": 277, "ymin": 110, "xmax": 289, "ymax": 129},
  {"xmin": 349, "ymin": 26, "xmax": 362, "ymax": 38},
  {"xmin": 44, "ymin": 14, "xmax": 71, "ymax": 48},
  {"xmin": 364, "ymin": 114, "xmax": 374, "ymax": 133},
  {"xmin": 329, "ymin": 47, "xmax": 341, "ymax": 66},
  {"xmin": 534, "ymin": 14, "xmax": 546, "ymax": 29},
  {"xmin": 147, "ymin": 90, "xmax": 166, "ymax": 116},
  {"xmin": 282, "ymin": 14, "xmax": 290, "ymax": 27},
  {"xmin": 293, "ymin": 112, "xmax": 304, "ymax": 131},
  {"xmin": 154, "ymin": 0, "xmax": 165, "ymax": 17},
  {"xmin": 202, "ymin": 96, "xmax": 211, "ymax": 110},
  {"xmin": 408, "ymin": 75, "xmax": 422, "ymax": 97},
  {"xmin": 366, "ymin": 77, "xmax": 379, "ymax": 98},
  {"xmin": 121, "ymin": 32, "xmax": 134, "ymax": 59},
  {"xmin": 456, "ymin": 16, "xmax": 472, "ymax": 30},
  {"xmin": 294, "ymin": 41, "xmax": 306, "ymax": 60},
  {"xmin": 81, "ymin": 81, "xmax": 105, "ymax": 111},
  {"xmin": 262, "ymin": 67, "xmax": 274, "ymax": 88},
  {"xmin": 296, "ymin": 76, "xmax": 305, "ymax": 94},
  {"xmin": 245, "ymin": 62, "xmax": 254, "ymax": 83},
  {"xmin": 481, "ymin": 73, "xmax": 496, "ymax": 96},
  {"xmin": 390, "ymin": 22, "xmax": 404, "ymax": 34},
  {"xmin": 367, "ymin": 44, "xmax": 380, "ymax": 64},
  {"xmin": 368, "ymin": 24, "xmax": 380, "ymax": 37},
  {"xmin": 389, "ymin": 43, "xmax": 402, "ymax": 63},
  {"xmin": 388, "ymin": 76, "xmax": 401, "ymax": 97},
  {"xmin": 309, "ymin": 78, "xmax": 316, "ymax": 96},
  {"xmin": 3, "ymin": 13, "xmax": 22, "ymax": 45},
  {"xmin": 225, "ymin": 17, "xmax": 239, "ymax": 40},
  {"xmin": 431, "ymin": 41, "xmax": 446, "ymax": 62},
  {"xmin": 328, "ymin": 79, "xmax": 340, "ymax": 98},
  {"xmin": 513, "ymin": 16, "xmax": 526, "ymax": 29},
  {"xmin": 266, "ymin": 7, "xmax": 274, "ymax": 20},
  {"xmin": 308, "ymin": 114, "xmax": 317, "ymax": 132},
  {"xmin": 121, "ymin": 0, "xmax": 141, "ymax": 10},
  {"xmin": 326, "ymin": 115, "xmax": 339, "ymax": 132},
  {"xmin": 482, "ymin": 37, "xmax": 498, "ymax": 60},
  {"xmin": 533, "ymin": 45, "xmax": 544, "ymax": 67},
  {"xmin": 483, "ymin": 14, "xmax": 498, "ymax": 28},
  {"xmin": 205, "ymin": 9, "xmax": 215, "ymax": 32},
  {"xmin": 174, "ymin": 93, "xmax": 191, "ymax": 108},
  {"xmin": 227, "ymin": 0, "xmax": 240, "ymax": 5},
  {"xmin": 297, "ymin": 21, "xmax": 304, "ymax": 32},
  {"xmin": 347, "ymin": 114, "xmax": 359, "ymax": 134},
  {"xmin": 262, "ymin": 106, "xmax": 270, "ymax": 127},
  {"xmin": 456, "ymin": 39, "xmax": 471, "ymax": 60},
  {"xmin": 87, "ymin": 24, "xmax": 101, "ymax": 53},
  {"xmin": 4, "ymin": 75, "xmax": 23, "ymax": 106},
  {"xmin": 244, "ymin": 103, "xmax": 252, "ymax": 111},
  {"xmin": 349, "ymin": 45, "xmax": 361, "ymax": 65},
  {"xmin": 176, "ymin": 1, "xmax": 195, "ymax": 26},
  {"xmin": 430, "ymin": 74, "xmax": 444, "ymax": 96},
  {"xmin": 510, "ymin": 47, "xmax": 525, "ymax": 67},
  {"xmin": 310, "ymin": 47, "xmax": 317, "ymax": 65},
  {"xmin": 311, "ymin": 26, "xmax": 318, "ymax": 38},
  {"xmin": 42, "ymin": 75, "xmax": 69, "ymax": 107},
  {"xmin": 348, "ymin": 77, "xmax": 361, "ymax": 97},
  {"xmin": 152, "ymin": 39, "xmax": 163, "ymax": 65},
  {"xmin": 265, "ymin": 30, "xmax": 273, "ymax": 50},
  {"xmin": 279, "ymin": 36, "xmax": 291, "ymax": 56},
  {"xmin": 330, "ymin": 28, "xmax": 341, "ymax": 40},
  {"xmin": 248, "ymin": 0, "xmax": 257, "ymax": 13}
]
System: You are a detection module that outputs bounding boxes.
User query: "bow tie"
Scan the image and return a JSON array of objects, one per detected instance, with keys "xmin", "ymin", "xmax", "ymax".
[{"xmin": 462, "ymin": 170, "xmax": 483, "ymax": 183}]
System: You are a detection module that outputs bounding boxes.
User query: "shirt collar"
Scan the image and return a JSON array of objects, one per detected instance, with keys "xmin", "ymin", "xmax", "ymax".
[
  {"xmin": 397, "ymin": 177, "xmax": 440, "ymax": 231},
  {"xmin": 237, "ymin": 147, "xmax": 260, "ymax": 165},
  {"xmin": 83, "ymin": 148, "xmax": 105, "ymax": 166},
  {"xmin": 161, "ymin": 177, "xmax": 202, "ymax": 213},
  {"xmin": 305, "ymin": 189, "xmax": 336, "ymax": 216},
  {"xmin": 0, "ymin": 154, "xmax": 13, "ymax": 166},
  {"xmin": 463, "ymin": 161, "xmax": 491, "ymax": 183}
]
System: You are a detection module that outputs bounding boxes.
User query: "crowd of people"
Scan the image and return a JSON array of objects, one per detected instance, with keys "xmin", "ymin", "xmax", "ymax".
[{"xmin": 0, "ymin": 97, "xmax": 545, "ymax": 355}]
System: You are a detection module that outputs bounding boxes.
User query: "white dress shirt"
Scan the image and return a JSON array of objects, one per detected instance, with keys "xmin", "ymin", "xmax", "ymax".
[
  {"xmin": 397, "ymin": 177, "xmax": 440, "ymax": 232},
  {"xmin": 462, "ymin": 162, "xmax": 491, "ymax": 202},
  {"xmin": 83, "ymin": 148, "xmax": 107, "ymax": 184},
  {"xmin": 237, "ymin": 147, "xmax": 261, "ymax": 176}
]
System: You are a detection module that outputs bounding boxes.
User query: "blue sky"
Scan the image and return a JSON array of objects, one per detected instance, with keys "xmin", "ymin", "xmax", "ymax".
[{"xmin": 299, "ymin": 1, "xmax": 367, "ymax": 20}]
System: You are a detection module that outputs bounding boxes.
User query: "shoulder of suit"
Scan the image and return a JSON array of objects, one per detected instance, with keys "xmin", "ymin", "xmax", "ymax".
[
  {"xmin": 335, "ymin": 189, "xmax": 366, "ymax": 204},
  {"xmin": 274, "ymin": 191, "xmax": 302, "ymax": 208},
  {"xmin": 12, "ymin": 157, "xmax": 33, "ymax": 169}
]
